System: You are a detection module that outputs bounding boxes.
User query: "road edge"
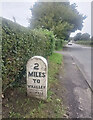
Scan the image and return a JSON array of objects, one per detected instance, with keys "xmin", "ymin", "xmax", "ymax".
[{"xmin": 70, "ymin": 55, "xmax": 93, "ymax": 93}]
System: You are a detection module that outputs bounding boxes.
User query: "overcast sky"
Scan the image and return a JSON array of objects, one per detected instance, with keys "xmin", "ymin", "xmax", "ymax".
[
  {"xmin": 70, "ymin": 1, "xmax": 91, "ymax": 37},
  {"xmin": 0, "ymin": 0, "xmax": 92, "ymax": 37}
]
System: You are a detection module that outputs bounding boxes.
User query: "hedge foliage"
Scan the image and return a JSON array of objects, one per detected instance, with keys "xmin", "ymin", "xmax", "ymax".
[
  {"xmin": 55, "ymin": 39, "xmax": 64, "ymax": 50},
  {"xmin": 76, "ymin": 40, "xmax": 92, "ymax": 46},
  {"xmin": 2, "ymin": 18, "xmax": 55, "ymax": 90}
]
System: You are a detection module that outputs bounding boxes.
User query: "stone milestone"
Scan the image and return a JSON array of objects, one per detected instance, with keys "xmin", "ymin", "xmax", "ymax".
[{"xmin": 27, "ymin": 56, "xmax": 48, "ymax": 100}]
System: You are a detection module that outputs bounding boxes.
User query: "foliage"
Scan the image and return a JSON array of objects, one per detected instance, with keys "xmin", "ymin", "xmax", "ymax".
[
  {"xmin": 55, "ymin": 38, "xmax": 64, "ymax": 50},
  {"xmin": 76, "ymin": 40, "xmax": 91, "ymax": 46},
  {"xmin": 91, "ymin": 36, "xmax": 93, "ymax": 41},
  {"xmin": 29, "ymin": 2, "xmax": 86, "ymax": 40},
  {"xmin": 3, "ymin": 53, "xmax": 66, "ymax": 118},
  {"xmin": 49, "ymin": 53, "xmax": 62, "ymax": 65},
  {"xmin": 33, "ymin": 28, "xmax": 56, "ymax": 56},
  {"xmin": 74, "ymin": 32, "xmax": 82, "ymax": 41},
  {"xmin": 91, "ymin": 36, "xmax": 93, "ymax": 45},
  {"xmin": 80, "ymin": 33, "xmax": 90, "ymax": 40},
  {"xmin": 74, "ymin": 32, "xmax": 90, "ymax": 41},
  {"xmin": 75, "ymin": 33, "xmax": 92, "ymax": 46},
  {"xmin": 91, "ymin": 36, "xmax": 93, "ymax": 43},
  {"xmin": 2, "ymin": 18, "xmax": 55, "ymax": 91}
]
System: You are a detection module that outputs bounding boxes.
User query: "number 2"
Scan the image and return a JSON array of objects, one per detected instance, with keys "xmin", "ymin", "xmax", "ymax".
[{"xmin": 34, "ymin": 63, "xmax": 39, "ymax": 70}]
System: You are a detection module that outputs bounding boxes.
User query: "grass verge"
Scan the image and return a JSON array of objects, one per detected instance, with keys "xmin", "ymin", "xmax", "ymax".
[{"xmin": 2, "ymin": 53, "xmax": 66, "ymax": 118}]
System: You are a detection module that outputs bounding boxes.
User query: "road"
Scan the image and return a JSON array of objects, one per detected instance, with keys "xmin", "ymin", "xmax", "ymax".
[
  {"xmin": 55, "ymin": 44, "xmax": 92, "ymax": 118},
  {"xmin": 65, "ymin": 43, "xmax": 92, "ymax": 91}
]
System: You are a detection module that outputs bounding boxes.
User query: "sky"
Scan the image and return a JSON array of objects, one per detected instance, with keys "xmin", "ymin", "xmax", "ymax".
[
  {"xmin": 0, "ymin": 0, "xmax": 92, "ymax": 37},
  {"xmin": 70, "ymin": 1, "xmax": 91, "ymax": 37}
]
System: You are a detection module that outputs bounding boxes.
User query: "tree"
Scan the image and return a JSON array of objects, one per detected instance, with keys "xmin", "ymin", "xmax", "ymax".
[
  {"xmin": 91, "ymin": 36, "xmax": 93, "ymax": 41},
  {"xmin": 74, "ymin": 33, "xmax": 82, "ymax": 41},
  {"xmin": 29, "ymin": 2, "xmax": 86, "ymax": 40},
  {"xmin": 80, "ymin": 33, "xmax": 90, "ymax": 40},
  {"xmin": 91, "ymin": 36, "xmax": 93, "ymax": 45},
  {"xmin": 74, "ymin": 32, "xmax": 90, "ymax": 41}
]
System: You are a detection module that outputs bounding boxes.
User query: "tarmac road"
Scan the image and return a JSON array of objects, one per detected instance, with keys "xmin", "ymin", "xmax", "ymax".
[
  {"xmin": 55, "ymin": 44, "xmax": 92, "ymax": 118},
  {"xmin": 66, "ymin": 43, "xmax": 92, "ymax": 91}
]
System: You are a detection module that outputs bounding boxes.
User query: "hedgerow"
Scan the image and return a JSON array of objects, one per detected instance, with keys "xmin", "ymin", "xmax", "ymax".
[
  {"xmin": 55, "ymin": 39, "xmax": 64, "ymax": 50},
  {"xmin": 2, "ymin": 18, "xmax": 55, "ymax": 91}
]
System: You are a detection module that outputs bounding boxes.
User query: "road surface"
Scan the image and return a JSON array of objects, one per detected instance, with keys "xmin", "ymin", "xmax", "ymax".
[
  {"xmin": 65, "ymin": 43, "xmax": 92, "ymax": 91},
  {"xmin": 55, "ymin": 44, "xmax": 92, "ymax": 118}
]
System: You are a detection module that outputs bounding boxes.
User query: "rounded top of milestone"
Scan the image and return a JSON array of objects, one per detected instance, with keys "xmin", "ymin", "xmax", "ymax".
[{"xmin": 27, "ymin": 56, "xmax": 47, "ymax": 66}]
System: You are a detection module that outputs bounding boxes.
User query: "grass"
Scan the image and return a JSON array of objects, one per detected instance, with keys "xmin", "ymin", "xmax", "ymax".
[
  {"xmin": 48, "ymin": 53, "xmax": 63, "ymax": 87},
  {"xmin": 3, "ymin": 53, "xmax": 66, "ymax": 118},
  {"xmin": 49, "ymin": 53, "xmax": 62, "ymax": 64}
]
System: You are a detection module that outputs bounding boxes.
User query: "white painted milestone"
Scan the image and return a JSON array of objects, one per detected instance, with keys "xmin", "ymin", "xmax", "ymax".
[{"xmin": 27, "ymin": 56, "xmax": 48, "ymax": 100}]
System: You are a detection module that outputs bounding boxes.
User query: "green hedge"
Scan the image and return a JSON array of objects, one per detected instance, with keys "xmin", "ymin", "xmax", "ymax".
[
  {"xmin": 55, "ymin": 39, "xmax": 64, "ymax": 50},
  {"xmin": 2, "ymin": 18, "xmax": 55, "ymax": 91},
  {"xmin": 76, "ymin": 40, "xmax": 92, "ymax": 46}
]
